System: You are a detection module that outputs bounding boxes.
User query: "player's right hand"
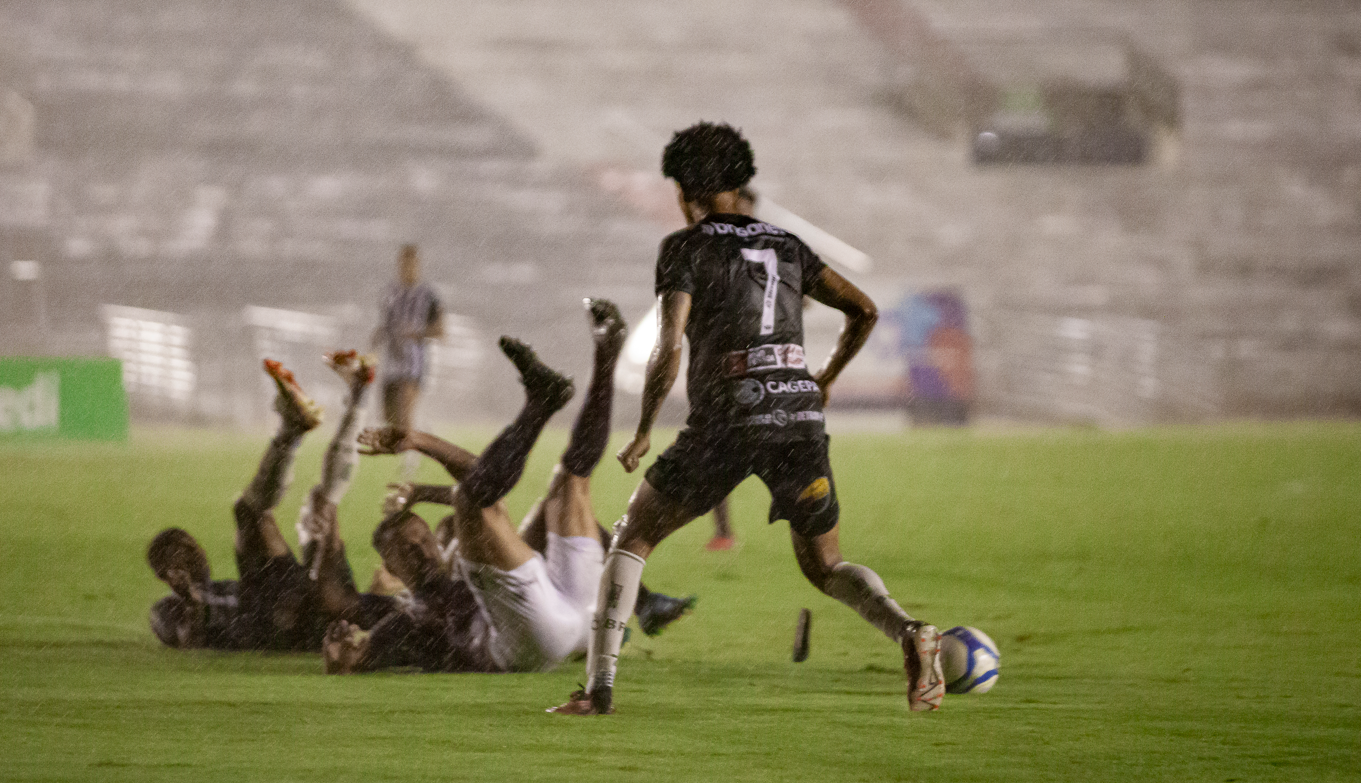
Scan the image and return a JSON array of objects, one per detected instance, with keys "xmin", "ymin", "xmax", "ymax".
[
  {"xmin": 617, "ymin": 432, "xmax": 651, "ymax": 473},
  {"xmin": 383, "ymin": 482, "xmax": 413, "ymax": 515}
]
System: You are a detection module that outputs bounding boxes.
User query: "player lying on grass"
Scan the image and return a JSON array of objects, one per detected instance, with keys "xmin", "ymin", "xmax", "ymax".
[
  {"xmin": 379, "ymin": 481, "xmax": 694, "ymax": 638},
  {"xmin": 552, "ymin": 122, "xmax": 946, "ymax": 715},
  {"xmin": 324, "ymin": 300, "xmax": 694, "ymax": 673},
  {"xmin": 146, "ymin": 353, "xmax": 398, "ymax": 651}
]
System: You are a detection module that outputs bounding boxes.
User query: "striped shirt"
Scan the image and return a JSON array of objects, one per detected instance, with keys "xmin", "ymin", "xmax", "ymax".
[{"xmin": 378, "ymin": 282, "xmax": 442, "ymax": 381}]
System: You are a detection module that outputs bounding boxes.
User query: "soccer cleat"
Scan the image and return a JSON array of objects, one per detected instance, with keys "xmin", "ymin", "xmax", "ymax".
[
  {"xmin": 324, "ymin": 350, "xmax": 376, "ymax": 389},
  {"xmin": 264, "ymin": 359, "xmax": 322, "ymax": 430},
  {"xmin": 704, "ymin": 535, "xmax": 736, "ymax": 551},
  {"xmin": 499, "ymin": 336, "xmax": 574, "ymax": 411},
  {"xmin": 547, "ymin": 686, "xmax": 613, "ymax": 715},
  {"xmin": 903, "ymin": 622, "xmax": 945, "ymax": 712},
  {"xmin": 585, "ymin": 298, "xmax": 627, "ymax": 356},
  {"xmin": 792, "ymin": 608, "xmax": 812, "ymax": 663},
  {"xmin": 636, "ymin": 591, "xmax": 697, "ymax": 637}
]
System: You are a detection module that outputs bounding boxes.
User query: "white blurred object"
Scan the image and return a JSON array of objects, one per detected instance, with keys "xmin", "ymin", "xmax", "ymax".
[
  {"xmin": 102, "ymin": 304, "xmax": 196, "ymax": 404},
  {"xmin": 9, "ymin": 260, "xmax": 39, "ymax": 281},
  {"xmin": 753, "ymin": 196, "xmax": 872, "ymax": 275}
]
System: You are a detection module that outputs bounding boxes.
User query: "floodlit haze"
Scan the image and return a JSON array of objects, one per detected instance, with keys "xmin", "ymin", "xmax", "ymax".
[{"xmin": 1, "ymin": 0, "xmax": 1357, "ymax": 427}]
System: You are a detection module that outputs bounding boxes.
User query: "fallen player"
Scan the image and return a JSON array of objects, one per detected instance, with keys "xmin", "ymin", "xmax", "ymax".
[
  {"xmin": 325, "ymin": 299, "xmax": 694, "ymax": 674},
  {"xmin": 146, "ymin": 352, "xmax": 396, "ymax": 651}
]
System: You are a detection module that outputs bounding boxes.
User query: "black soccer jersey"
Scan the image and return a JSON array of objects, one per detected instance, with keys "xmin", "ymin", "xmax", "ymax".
[
  {"xmin": 197, "ymin": 564, "xmax": 396, "ymax": 652},
  {"xmin": 363, "ymin": 577, "xmax": 500, "ymax": 673},
  {"xmin": 655, "ymin": 213, "xmax": 828, "ymax": 439}
]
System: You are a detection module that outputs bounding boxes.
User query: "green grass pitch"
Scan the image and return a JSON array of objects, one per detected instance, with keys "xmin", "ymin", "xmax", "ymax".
[{"xmin": 2, "ymin": 422, "xmax": 1359, "ymax": 782}]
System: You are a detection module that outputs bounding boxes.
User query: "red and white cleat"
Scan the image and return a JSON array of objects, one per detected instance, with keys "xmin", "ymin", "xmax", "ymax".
[
  {"xmin": 904, "ymin": 622, "xmax": 945, "ymax": 712},
  {"xmin": 324, "ymin": 350, "xmax": 377, "ymax": 388},
  {"xmin": 264, "ymin": 359, "xmax": 323, "ymax": 430}
]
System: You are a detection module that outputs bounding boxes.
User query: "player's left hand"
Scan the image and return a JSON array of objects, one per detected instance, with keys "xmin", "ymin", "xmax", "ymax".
[
  {"xmin": 323, "ymin": 620, "xmax": 369, "ymax": 675},
  {"xmin": 358, "ymin": 426, "xmax": 409, "ymax": 455},
  {"xmin": 617, "ymin": 432, "xmax": 651, "ymax": 473}
]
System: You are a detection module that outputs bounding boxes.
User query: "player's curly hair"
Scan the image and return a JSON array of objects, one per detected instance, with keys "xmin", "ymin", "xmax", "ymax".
[
  {"xmin": 661, "ymin": 121, "xmax": 757, "ymax": 201},
  {"xmin": 146, "ymin": 527, "xmax": 197, "ymax": 571},
  {"xmin": 372, "ymin": 509, "xmax": 423, "ymax": 552}
]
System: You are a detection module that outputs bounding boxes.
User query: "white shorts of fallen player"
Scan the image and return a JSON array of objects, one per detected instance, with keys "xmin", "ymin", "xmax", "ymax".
[{"xmin": 458, "ymin": 533, "xmax": 604, "ymax": 672}]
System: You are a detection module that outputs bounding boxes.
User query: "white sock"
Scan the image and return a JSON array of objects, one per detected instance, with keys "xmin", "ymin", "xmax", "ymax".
[
  {"xmin": 319, "ymin": 385, "xmax": 368, "ymax": 506},
  {"xmin": 585, "ymin": 548, "xmax": 645, "ymax": 694},
  {"xmin": 824, "ymin": 561, "xmax": 915, "ymax": 643}
]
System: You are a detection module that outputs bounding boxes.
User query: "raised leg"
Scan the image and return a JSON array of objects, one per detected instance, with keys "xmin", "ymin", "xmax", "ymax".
[
  {"xmin": 235, "ymin": 360, "xmax": 321, "ymax": 574},
  {"xmin": 446, "ymin": 336, "xmax": 574, "ymax": 571}
]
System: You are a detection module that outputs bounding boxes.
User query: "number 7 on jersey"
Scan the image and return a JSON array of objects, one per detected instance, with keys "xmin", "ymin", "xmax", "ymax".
[{"xmin": 742, "ymin": 247, "xmax": 780, "ymax": 336}]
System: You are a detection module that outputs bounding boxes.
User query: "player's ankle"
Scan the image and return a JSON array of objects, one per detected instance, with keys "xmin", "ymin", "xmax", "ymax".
[{"xmin": 590, "ymin": 685, "xmax": 613, "ymax": 712}]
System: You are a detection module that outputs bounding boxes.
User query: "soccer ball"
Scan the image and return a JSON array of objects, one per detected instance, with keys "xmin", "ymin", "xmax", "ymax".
[{"xmin": 940, "ymin": 626, "xmax": 999, "ymax": 694}]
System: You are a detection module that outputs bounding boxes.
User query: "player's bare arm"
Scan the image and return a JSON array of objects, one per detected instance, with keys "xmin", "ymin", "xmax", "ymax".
[
  {"xmin": 359, "ymin": 427, "xmax": 477, "ymax": 482},
  {"xmin": 806, "ymin": 266, "xmax": 879, "ymax": 406},
  {"xmin": 618, "ymin": 290, "xmax": 691, "ymax": 472},
  {"xmin": 384, "ymin": 482, "xmax": 456, "ymax": 515}
]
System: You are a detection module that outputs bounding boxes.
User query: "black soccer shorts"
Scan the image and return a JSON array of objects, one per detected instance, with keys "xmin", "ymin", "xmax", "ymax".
[{"xmin": 645, "ymin": 428, "xmax": 840, "ymax": 538}]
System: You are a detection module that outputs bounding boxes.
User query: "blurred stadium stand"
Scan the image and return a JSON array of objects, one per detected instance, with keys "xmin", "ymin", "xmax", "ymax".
[
  {"xmin": 1, "ymin": 0, "xmax": 1358, "ymax": 426},
  {"xmin": 0, "ymin": 0, "xmax": 660, "ymax": 426}
]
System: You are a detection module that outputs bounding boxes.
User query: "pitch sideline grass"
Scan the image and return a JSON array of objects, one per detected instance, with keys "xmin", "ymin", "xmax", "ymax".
[{"xmin": 2, "ymin": 422, "xmax": 1358, "ymax": 782}]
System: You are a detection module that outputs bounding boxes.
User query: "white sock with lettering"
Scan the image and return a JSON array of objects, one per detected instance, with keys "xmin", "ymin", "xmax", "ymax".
[
  {"xmin": 585, "ymin": 548, "xmax": 645, "ymax": 694},
  {"xmin": 823, "ymin": 561, "xmax": 914, "ymax": 643}
]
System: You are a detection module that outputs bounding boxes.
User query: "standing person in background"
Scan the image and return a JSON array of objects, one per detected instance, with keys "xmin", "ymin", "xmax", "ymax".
[
  {"xmin": 706, "ymin": 496, "xmax": 735, "ymax": 551},
  {"xmin": 372, "ymin": 244, "xmax": 445, "ymax": 435}
]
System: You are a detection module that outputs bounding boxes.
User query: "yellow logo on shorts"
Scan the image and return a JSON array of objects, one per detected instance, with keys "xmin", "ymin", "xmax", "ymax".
[{"xmin": 798, "ymin": 477, "xmax": 831, "ymax": 503}]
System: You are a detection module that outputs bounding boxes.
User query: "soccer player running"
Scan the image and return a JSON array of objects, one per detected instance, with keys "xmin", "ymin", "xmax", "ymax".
[
  {"xmin": 146, "ymin": 353, "xmax": 395, "ymax": 651},
  {"xmin": 333, "ymin": 300, "xmax": 692, "ymax": 674},
  {"xmin": 551, "ymin": 122, "xmax": 945, "ymax": 715}
]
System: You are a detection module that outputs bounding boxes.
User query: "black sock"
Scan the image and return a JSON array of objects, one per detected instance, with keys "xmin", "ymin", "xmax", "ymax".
[
  {"xmin": 560, "ymin": 345, "xmax": 620, "ymax": 478},
  {"xmin": 460, "ymin": 399, "xmax": 557, "ymax": 508}
]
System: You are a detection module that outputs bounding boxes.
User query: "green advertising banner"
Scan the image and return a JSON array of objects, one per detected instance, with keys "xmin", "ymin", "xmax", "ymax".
[{"xmin": 0, "ymin": 357, "xmax": 129, "ymax": 441}]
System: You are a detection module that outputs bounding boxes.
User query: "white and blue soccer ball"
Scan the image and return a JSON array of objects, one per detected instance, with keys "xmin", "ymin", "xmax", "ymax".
[{"xmin": 940, "ymin": 626, "xmax": 999, "ymax": 694}]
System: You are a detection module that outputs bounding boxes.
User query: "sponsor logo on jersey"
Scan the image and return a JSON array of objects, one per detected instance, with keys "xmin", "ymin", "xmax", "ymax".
[
  {"xmin": 724, "ymin": 344, "xmax": 806, "ymax": 377},
  {"xmin": 764, "ymin": 379, "xmax": 820, "ymax": 395},
  {"xmin": 741, "ymin": 410, "xmax": 824, "ymax": 428},
  {"xmin": 732, "ymin": 378, "xmax": 818, "ymax": 405},
  {"xmin": 733, "ymin": 378, "xmax": 765, "ymax": 406},
  {"xmin": 700, "ymin": 221, "xmax": 787, "ymax": 238},
  {"xmin": 798, "ymin": 477, "xmax": 831, "ymax": 503}
]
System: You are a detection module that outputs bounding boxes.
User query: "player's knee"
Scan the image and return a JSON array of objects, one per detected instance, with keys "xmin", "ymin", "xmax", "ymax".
[{"xmin": 233, "ymin": 496, "xmax": 260, "ymax": 528}]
